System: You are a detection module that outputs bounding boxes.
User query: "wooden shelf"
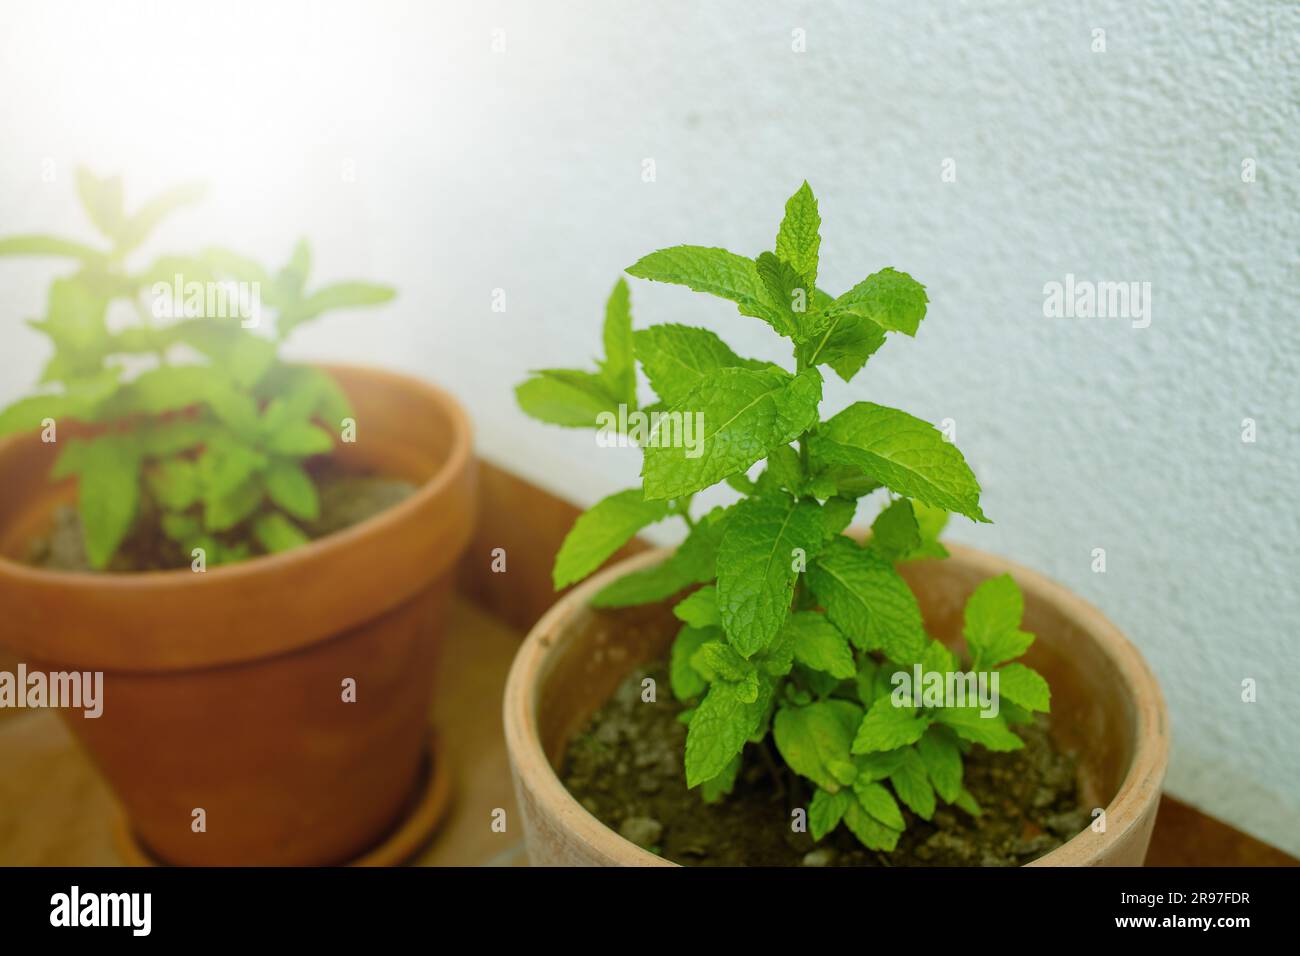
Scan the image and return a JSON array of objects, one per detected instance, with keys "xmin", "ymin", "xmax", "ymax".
[{"xmin": 0, "ymin": 458, "xmax": 1292, "ymax": 867}]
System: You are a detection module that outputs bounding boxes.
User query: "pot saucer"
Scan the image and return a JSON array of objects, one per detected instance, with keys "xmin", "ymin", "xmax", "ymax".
[{"xmin": 112, "ymin": 732, "xmax": 452, "ymax": 867}]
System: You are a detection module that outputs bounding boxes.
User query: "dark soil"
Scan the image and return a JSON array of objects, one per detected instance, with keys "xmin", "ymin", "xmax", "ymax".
[
  {"xmin": 24, "ymin": 467, "xmax": 416, "ymax": 573},
  {"xmin": 562, "ymin": 663, "xmax": 1089, "ymax": 866}
]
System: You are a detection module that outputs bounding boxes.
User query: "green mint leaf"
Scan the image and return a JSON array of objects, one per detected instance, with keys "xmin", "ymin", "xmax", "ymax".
[
  {"xmin": 33, "ymin": 276, "xmax": 109, "ymax": 354},
  {"xmin": 203, "ymin": 478, "xmax": 264, "ymax": 532},
  {"xmin": 843, "ymin": 795, "xmax": 902, "ymax": 851},
  {"xmin": 670, "ymin": 625, "xmax": 716, "ymax": 700},
  {"xmin": 599, "ymin": 278, "xmax": 636, "ymax": 407},
  {"xmin": 633, "ymin": 324, "xmax": 767, "ymax": 405},
  {"xmin": 0, "ymin": 235, "xmax": 105, "ymax": 262},
  {"xmin": 852, "ymin": 779, "xmax": 906, "ymax": 831},
  {"xmin": 820, "ymin": 496, "xmax": 857, "ymax": 539},
  {"xmin": 589, "ymin": 506, "xmax": 730, "ymax": 607},
  {"xmin": 78, "ymin": 437, "xmax": 140, "ymax": 569},
  {"xmin": 954, "ymin": 787, "xmax": 983, "ymax": 817},
  {"xmin": 904, "ymin": 500, "xmax": 950, "ymax": 560},
  {"xmin": 868, "ymin": 498, "xmax": 922, "ymax": 561},
  {"xmin": 264, "ymin": 459, "xmax": 321, "ymax": 521},
  {"xmin": 796, "ymin": 312, "xmax": 886, "ymax": 382},
  {"xmin": 198, "ymin": 439, "xmax": 267, "ymax": 500},
  {"xmin": 812, "ymin": 402, "xmax": 987, "ymax": 521},
  {"xmin": 264, "ymin": 421, "xmax": 333, "ymax": 457},
  {"xmin": 758, "ymin": 443, "xmax": 802, "ymax": 495},
  {"xmin": 852, "ymin": 747, "xmax": 908, "ymax": 783},
  {"xmin": 641, "ymin": 366, "xmax": 822, "ymax": 500},
  {"xmin": 552, "ymin": 488, "xmax": 669, "ymax": 588},
  {"xmin": 147, "ymin": 458, "xmax": 201, "ymax": 512},
  {"xmin": 806, "ymin": 537, "xmax": 929, "ymax": 664},
  {"xmin": 75, "ymin": 168, "xmax": 126, "ymax": 239},
  {"xmin": 699, "ymin": 754, "xmax": 742, "ymax": 804},
  {"xmin": 851, "ymin": 695, "xmax": 929, "ymax": 754},
  {"xmin": 772, "ymin": 699, "xmax": 862, "ymax": 793},
  {"xmin": 774, "ymin": 181, "xmax": 821, "ymax": 288},
  {"xmin": 691, "ymin": 640, "xmax": 756, "ymax": 686},
  {"xmin": 626, "ymin": 245, "xmax": 792, "ymax": 337},
  {"xmin": 716, "ymin": 495, "xmax": 824, "ymax": 657},
  {"xmin": 933, "ymin": 706, "xmax": 1024, "ymax": 751},
  {"xmin": 685, "ymin": 681, "xmax": 755, "ymax": 788},
  {"xmin": 995, "ymin": 662, "xmax": 1051, "ymax": 713},
  {"xmin": 783, "ymin": 611, "xmax": 856, "ymax": 679},
  {"xmin": 274, "ymin": 239, "xmax": 311, "ymax": 302},
  {"xmin": 809, "ymin": 787, "xmax": 851, "ymax": 841},
  {"xmin": 755, "ymin": 252, "xmax": 812, "ymax": 335},
  {"xmin": 830, "ymin": 267, "xmax": 928, "ymax": 335},
  {"xmin": 915, "ymin": 726, "xmax": 964, "ymax": 803},
  {"xmin": 889, "ymin": 747, "xmax": 936, "ymax": 820},
  {"xmin": 673, "ymin": 585, "xmax": 720, "ymax": 628},
  {"xmin": 253, "ymin": 511, "xmax": 309, "ymax": 553},
  {"xmin": 515, "ymin": 368, "xmax": 621, "ymax": 428},
  {"xmin": 278, "ymin": 282, "xmax": 395, "ymax": 339},
  {"xmin": 963, "ymin": 573, "xmax": 1035, "ymax": 669}
]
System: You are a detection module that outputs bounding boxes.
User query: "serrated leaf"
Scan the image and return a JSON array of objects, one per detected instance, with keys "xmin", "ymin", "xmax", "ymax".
[
  {"xmin": 515, "ymin": 369, "xmax": 621, "ymax": 428},
  {"xmin": 829, "ymin": 267, "xmax": 928, "ymax": 335},
  {"xmin": 954, "ymin": 787, "xmax": 983, "ymax": 817},
  {"xmin": 774, "ymin": 181, "xmax": 821, "ymax": 288},
  {"xmin": 673, "ymin": 586, "xmax": 720, "ymax": 628},
  {"xmin": 642, "ymin": 366, "xmax": 822, "ymax": 500},
  {"xmin": 253, "ymin": 511, "xmax": 309, "ymax": 553},
  {"xmin": 78, "ymin": 437, "xmax": 140, "ymax": 568},
  {"xmin": 889, "ymin": 747, "xmax": 936, "ymax": 820},
  {"xmin": 699, "ymin": 754, "xmax": 742, "ymax": 804},
  {"xmin": 796, "ymin": 312, "xmax": 886, "ymax": 382},
  {"xmin": 670, "ymin": 625, "xmax": 715, "ymax": 700},
  {"xmin": 934, "ymin": 706, "xmax": 1024, "ymax": 751},
  {"xmin": 633, "ymin": 324, "xmax": 766, "ymax": 405},
  {"xmin": 716, "ymin": 495, "xmax": 824, "ymax": 656},
  {"xmin": 755, "ymin": 252, "xmax": 813, "ymax": 335},
  {"xmin": 820, "ymin": 496, "xmax": 857, "ymax": 538},
  {"xmin": 851, "ymin": 695, "xmax": 929, "ymax": 754},
  {"xmin": 599, "ymin": 278, "xmax": 636, "ymax": 406},
  {"xmin": 853, "ymin": 779, "xmax": 905, "ymax": 830},
  {"xmin": 995, "ymin": 662, "xmax": 1051, "ymax": 713},
  {"xmin": 869, "ymin": 498, "xmax": 921, "ymax": 562},
  {"xmin": 963, "ymin": 573, "xmax": 1035, "ymax": 669},
  {"xmin": 783, "ymin": 611, "xmax": 856, "ymax": 679},
  {"xmin": 812, "ymin": 402, "xmax": 987, "ymax": 521},
  {"xmin": 843, "ymin": 796, "xmax": 902, "ymax": 851},
  {"xmin": 589, "ymin": 506, "xmax": 730, "ymax": 607},
  {"xmin": 773, "ymin": 699, "xmax": 862, "ymax": 793},
  {"xmin": 264, "ymin": 458, "xmax": 320, "ymax": 521},
  {"xmin": 626, "ymin": 245, "xmax": 792, "ymax": 337},
  {"xmin": 916, "ymin": 726, "xmax": 964, "ymax": 803},
  {"xmin": 852, "ymin": 747, "xmax": 908, "ymax": 783},
  {"xmin": 809, "ymin": 787, "xmax": 850, "ymax": 841},
  {"xmin": 905, "ymin": 500, "xmax": 950, "ymax": 561},
  {"xmin": 685, "ymin": 681, "xmax": 758, "ymax": 788},
  {"xmin": 805, "ymin": 537, "xmax": 928, "ymax": 664},
  {"xmin": 552, "ymin": 488, "xmax": 669, "ymax": 588}
]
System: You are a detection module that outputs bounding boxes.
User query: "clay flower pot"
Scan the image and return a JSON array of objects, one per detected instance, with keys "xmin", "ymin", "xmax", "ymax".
[
  {"xmin": 504, "ymin": 543, "xmax": 1169, "ymax": 866},
  {"xmin": 0, "ymin": 364, "xmax": 475, "ymax": 866}
]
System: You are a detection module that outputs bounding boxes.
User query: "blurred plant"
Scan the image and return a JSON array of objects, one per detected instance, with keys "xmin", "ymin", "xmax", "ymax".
[
  {"xmin": 0, "ymin": 169, "xmax": 394, "ymax": 568},
  {"xmin": 517, "ymin": 182, "xmax": 1052, "ymax": 853}
]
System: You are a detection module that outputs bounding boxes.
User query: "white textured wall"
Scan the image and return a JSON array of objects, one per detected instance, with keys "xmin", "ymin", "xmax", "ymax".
[{"xmin": 1, "ymin": 1, "xmax": 1297, "ymax": 853}]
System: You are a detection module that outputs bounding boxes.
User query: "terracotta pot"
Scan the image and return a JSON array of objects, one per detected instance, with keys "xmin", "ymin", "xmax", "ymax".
[
  {"xmin": 0, "ymin": 364, "xmax": 475, "ymax": 866},
  {"xmin": 504, "ymin": 542, "xmax": 1169, "ymax": 866}
]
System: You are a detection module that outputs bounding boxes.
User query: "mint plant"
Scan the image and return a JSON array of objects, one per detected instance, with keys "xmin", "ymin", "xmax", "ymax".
[
  {"xmin": 517, "ymin": 182, "xmax": 1052, "ymax": 852},
  {"xmin": 0, "ymin": 169, "xmax": 394, "ymax": 569}
]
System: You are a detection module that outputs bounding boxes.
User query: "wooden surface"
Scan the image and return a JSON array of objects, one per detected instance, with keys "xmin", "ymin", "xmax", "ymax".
[{"xmin": 0, "ymin": 455, "xmax": 1293, "ymax": 866}]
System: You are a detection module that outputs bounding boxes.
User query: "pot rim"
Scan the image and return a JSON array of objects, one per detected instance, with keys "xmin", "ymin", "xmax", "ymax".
[
  {"xmin": 0, "ymin": 362, "xmax": 472, "ymax": 590},
  {"xmin": 0, "ymin": 362, "xmax": 476, "ymax": 670},
  {"xmin": 504, "ymin": 542, "xmax": 1169, "ymax": 867}
]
